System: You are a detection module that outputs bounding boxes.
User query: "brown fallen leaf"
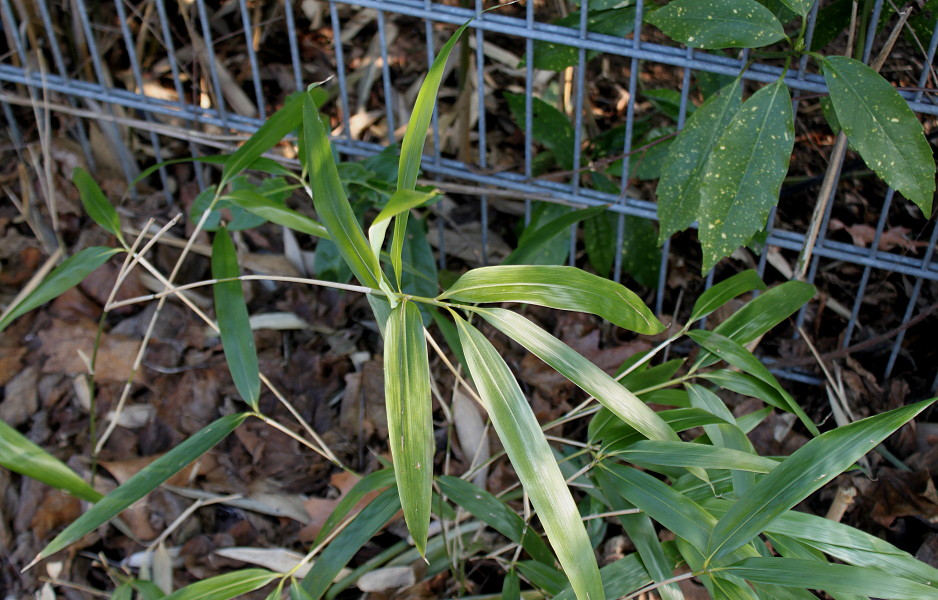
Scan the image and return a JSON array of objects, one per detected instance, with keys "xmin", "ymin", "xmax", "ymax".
[
  {"xmin": 299, "ymin": 470, "xmax": 384, "ymax": 542},
  {"xmin": 829, "ymin": 219, "xmax": 930, "ymax": 253},
  {"xmin": 38, "ymin": 318, "xmax": 144, "ymax": 383}
]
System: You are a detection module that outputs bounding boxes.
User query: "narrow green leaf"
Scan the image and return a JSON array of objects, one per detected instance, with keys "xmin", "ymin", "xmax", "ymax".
[
  {"xmin": 504, "ymin": 205, "xmax": 607, "ymax": 265},
  {"xmin": 222, "ymin": 189, "xmax": 330, "ymax": 239},
  {"xmin": 823, "ymin": 56, "xmax": 935, "ymax": 215},
  {"xmin": 706, "ymin": 398, "xmax": 934, "ymax": 562},
  {"xmin": 687, "ymin": 330, "xmax": 819, "ymax": 436},
  {"xmin": 0, "ymin": 246, "xmax": 122, "ymax": 334},
  {"xmin": 301, "ymin": 91, "xmax": 383, "ymax": 289},
  {"xmin": 38, "ymin": 413, "xmax": 250, "ymax": 560},
  {"xmin": 73, "ymin": 168, "xmax": 123, "ymax": 242},
  {"xmin": 646, "ymin": 0, "xmax": 787, "ymax": 48},
  {"xmin": 454, "ymin": 315, "xmax": 604, "ymax": 600},
  {"xmin": 686, "ymin": 383, "xmax": 758, "ymax": 495},
  {"xmin": 552, "ymin": 554, "xmax": 653, "ymax": 600},
  {"xmin": 699, "ymin": 80, "xmax": 793, "ymax": 273},
  {"xmin": 212, "ymin": 228, "xmax": 260, "ymax": 410},
  {"xmin": 517, "ymin": 561, "xmax": 568, "ymax": 596},
  {"xmin": 475, "ymin": 307, "xmax": 676, "ymax": 442},
  {"xmin": 129, "ymin": 580, "xmax": 166, "ymax": 600},
  {"xmin": 616, "ymin": 440, "xmax": 778, "ymax": 473},
  {"xmin": 0, "ymin": 420, "xmax": 102, "ymax": 502},
  {"xmin": 439, "ymin": 266, "xmax": 664, "ymax": 335},
  {"xmin": 299, "ymin": 487, "xmax": 401, "ymax": 600},
  {"xmin": 313, "ymin": 469, "xmax": 395, "ymax": 546},
  {"xmin": 222, "ymin": 91, "xmax": 304, "ymax": 186},
  {"xmin": 689, "ymin": 269, "xmax": 766, "ymax": 323},
  {"xmin": 162, "ymin": 569, "xmax": 278, "ymax": 600},
  {"xmin": 700, "ymin": 369, "xmax": 789, "ymax": 413},
  {"xmin": 503, "ymin": 568, "xmax": 520, "ymax": 600},
  {"xmin": 599, "ymin": 462, "xmax": 715, "ymax": 552},
  {"xmin": 657, "ymin": 80, "xmax": 742, "ymax": 243},
  {"xmin": 714, "ymin": 557, "xmax": 938, "ymax": 599},
  {"xmin": 384, "ymin": 301, "xmax": 433, "ymax": 555},
  {"xmin": 367, "ymin": 189, "xmax": 436, "ymax": 264},
  {"xmin": 712, "ymin": 280, "xmax": 815, "ymax": 345},
  {"xmin": 437, "ymin": 475, "xmax": 554, "ymax": 565}
]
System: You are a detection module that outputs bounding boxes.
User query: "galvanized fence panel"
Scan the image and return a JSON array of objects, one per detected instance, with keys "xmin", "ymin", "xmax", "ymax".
[{"xmin": 1, "ymin": 0, "xmax": 936, "ymax": 388}]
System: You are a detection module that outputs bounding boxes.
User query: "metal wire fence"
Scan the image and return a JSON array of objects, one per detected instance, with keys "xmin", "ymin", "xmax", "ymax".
[{"xmin": 1, "ymin": 0, "xmax": 936, "ymax": 389}]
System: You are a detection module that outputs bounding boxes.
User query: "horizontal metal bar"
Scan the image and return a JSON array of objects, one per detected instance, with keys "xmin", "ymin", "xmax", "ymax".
[{"xmin": 334, "ymin": 0, "xmax": 938, "ymax": 115}]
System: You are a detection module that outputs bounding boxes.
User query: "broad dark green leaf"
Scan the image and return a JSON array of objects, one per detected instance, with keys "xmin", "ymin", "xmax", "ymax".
[
  {"xmin": 437, "ymin": 475, "xmax": 554, "ymax": 564},
  {"xmin": 455, "ymin": 315, "xmax": 604, "ymax": 600},
  {"xmin": 222, "ymin": 91, "xmax": 304, "ymax": 186},
  {"xmin": 439, "ymin": 266, "xmax": 664, "ymax": 335},
  {"xmin": 162, "ymin": 569, "xmax": 278, "ymax": 600},
  {"xmin": 0, "ymin": 419, "xmax": 102, "ymax": 502},
  {"xmin": 553, "ymin": 554, "xmax": 653, "ymax": 600},
  {"xmin": 73, "ymin": 168, "xmax": 123, "ymax": 242},
  {"xmin": 698, "ymin": 80, "xmax": 793, "ymax": 273},
  {"xmin": 584, "ymin": 213, "xmax": 616, "ymax": 277},
  {"xmin": 775, "ymin": 0, "xmax": 813, "ymax": 17},
  {"xmin": 706, "ymin": 398, "xmax": 934, "ymax": 563},
  {"xmin": 505, "ymin": 93, "xmax": 577, "ymax": 170},
  {"xmin": 313, "ymin": 469, "xmax": 396, "ymax": 546},
  {"xmin": 0, "ymin": 246, "xmax": 122, "ymax": 334},
  {"xmin": 599, "ymin": 462, "xmax": 715, "ymax": 552},
  {"xmin": 301, "ymin": 91, "xmax": 383, "ymax": 289},
  {"xmin": 715, "ymin": 557, "xmax": 938, "ymax": 599},
  {"xmin": 475, "ymin": 307, "xmax": 676, "ymax": 442},
  {"xmin": 38, "ymin": 413, "xmax": 250, "ymax": 560},
  {"xmin": 212, "ymin": 228, "xmax": 260, "ymax": 410},
  {"xmin": 657, "ymin": 81, "xmax": 742, "ymax": 243},
  {"xmin": 223, "ymin": 189, "xmax": 329, "ymax": 238},
  {"xmin": 616, "ymin": 440, "xmax": 778, "ymax": 473},
  {"xmin": 712, "ymin": 280, "xmax": 815, "ymax": 345},
  {"xmin": 504, "ymin": 205, "xmax": 607, "ymax": 266},
  {"xmin": 384, "ymin": 301, "xmax": 433, "ymax": 555},
  {"xmin": 527, "ymin": 7, "xmax": 639, "ymax": 71},
  {"xmin": 503, "ymin": 568, "xmax": 520, "ymax": 600},
  {"xmin": 690, "ymin": 269, "xmax": 766, "ymax": 323},
  {"xmin": 687, "ymin": 330, "xmax": 818, "ymax": 436},
  {"xmin": 299, "ymin": 487, "xmax": 401, "ymax": 600},
  {"xmin": 646, "ymin": 0, "xmax": 787, "ymax": 48},
  {"xmin": 823, "ymin": 56, "xmax": 935, "ymax": 216}
]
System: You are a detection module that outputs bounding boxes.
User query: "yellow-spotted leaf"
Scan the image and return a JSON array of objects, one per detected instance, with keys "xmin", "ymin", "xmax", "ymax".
[
  {"xmin": 384, "ymin": 301, "xmax": 433, "ymax": 555},
  {"xmin": 454, "ymin": 314, "xmax": 603, "ymax": 600},
  {"xmin": 646, "ymin": 0, "xmax": 786, "ymax": 49},
  {"xmin": 439, "ymin": 266, "xmax": 664, "ymax": 334}
]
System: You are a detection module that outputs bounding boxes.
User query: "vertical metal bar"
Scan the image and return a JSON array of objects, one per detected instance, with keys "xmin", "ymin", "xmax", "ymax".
[
  {"xmin": 73, "ymin": 0, "xmax": 108, "ymax": 84},
  {"xmin": 238, "ymin": 0, "xmax": 266, "ymax": 118},
  {"xmin": 861, "ymin": 0, "xmax": 885, "ymax": 63},
  {"xmin": 35, "ymin": 0, "xmax": 95, "ymax": 170},
  {"xmin": 114, "ymin": 0, "xmax": 173, "ymax": 203},
  {"xmin": 376, "ymin": 9, "xmax": 396, "ymax": 144},
  {"xmin": 614, "ymin": 0, "xmax": 642, "ymax": 284},
  {"xmin": 475, "ymin": 0, "xmax": 488, "ymax": 266},
  {"xmin": 913, "ymin": 21, "xmax": 938, "ymax": 104},
  {"xmin": 523, "ymin": 0, "xmax": 534, "ymax": 225},
  {"xmin": 1, "ymin": 0, "xmax": 31, "ymax": 151},
  {"xmin": 285, "ymin": 0, "xmax": 303, "ymax": 92},
  {"xmin": 842, "ymin": 189, "xmax": 895, "ymax": 347},
  {"xmin": 196, "ymin": 0, "xmax": 229, "ymax": 123},
  {"xmin": 154, "ymin": 0, "xmax": 205, "ymax": 189},
  {"xmin": 1, "ymin": 98, "xmax": 22, "ymax": 150},
  {"xmin": 568, "ymin": 0, "xmax": 588, "ymax": 266},
  {"xmin": 884, "ymin": 222, "xmax": 938, "ymax": 378},
  {"xmin": 329, "ymin": 1, "xmax": 352, "ymax": 139}
]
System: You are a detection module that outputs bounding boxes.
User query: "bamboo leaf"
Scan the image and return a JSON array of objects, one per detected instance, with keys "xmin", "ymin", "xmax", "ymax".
[
  {"xmin": 300, "ymin": 91, "xmax": 383, "ymax": 289},
  {"xmin": 714, "ymin": 557, "xmax": 938, "ymax": 599},
  {"xmin": 437, "ymin": 475, "xmax": 555, "ymax": 565},
  {"xmin": 706, "ymin": 398, "xmax": 934, "ymax": 563},
  {"xmin": 222, "ymin": 91, "xmax": 304, "ymax": 186},
  {"xmin": 37, "ymin": 413, "xmax": 250, "ymax": 561},
  {"xmin": 475, "ymin": 307, "xmax": 675, "ymax": 442},
  {"xmin": 299, "ymin": 487, "xmax": 401, "ymax": 600},
  {"xmin": 689, "ymin": 269, "xmax": 766, "ymax": 323},
  {"xmin": 657, "ymin": 80, "xmax": 742, "ymax": 243},
  {"xmin": 687, "ymin": 330, "xmax": 819, "ymax": 436},
  {"xmin": 222, "ymin": 189, "xmax": 330, "ymax": 239},
  {"xmin": 440, "ymin": 266, "xmax": 664, "ymax": 335},
  {"xmin": 552, "ymin": 554, "xmax": 653, "ymax": 600},
  {"xmin": 367, "ymin": 189, "xmax": 436, "ymax": 265},
  {"xmin": 0, "ymin": 419, "xmax": 102, "ymax": 502},
  {"xmin": 646, "ymin": 0, "xmax": 787, "ymax": 48},
  {"xmin": 823, "ymin": 56, "xmax": 935, "ymax": 216},
  {"xmin": 73, "ymin": 168, "xmax": 124, "ymax": 242},
  {"xmin": 615, "ymin": 440, "xmax": 778, "ymax": 473},
  {"xmin": 698, "ymin": 80, "xmax": 794, "ymax": 272},
  {"xmin": 504, "ymin": 205, "xmax": 608, "ymax": 266},
  {"xmin": 0, "ymin": 246, "xmax": 122, "ymax": 334},
  {"xmin": 162, "ymin": 569, "xmax": 278, "ymax": 600},
  {"xmin": 313, "ymin": 469, "xmax": 395, "ymax": 546},
  {"xmin": 712, "ymin": 280, "xmax": 815, "ymax": 345},
  {"xmin": 454, "ymin": 315, "xmax": 604, "ymax": 600},
  {"xmin": 384, "ymin": 301, "xmax": 433, "ymax": 555},
  {"xmin": 212, "ymin": 228, "xmax": 260, "ymax": 410}
]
